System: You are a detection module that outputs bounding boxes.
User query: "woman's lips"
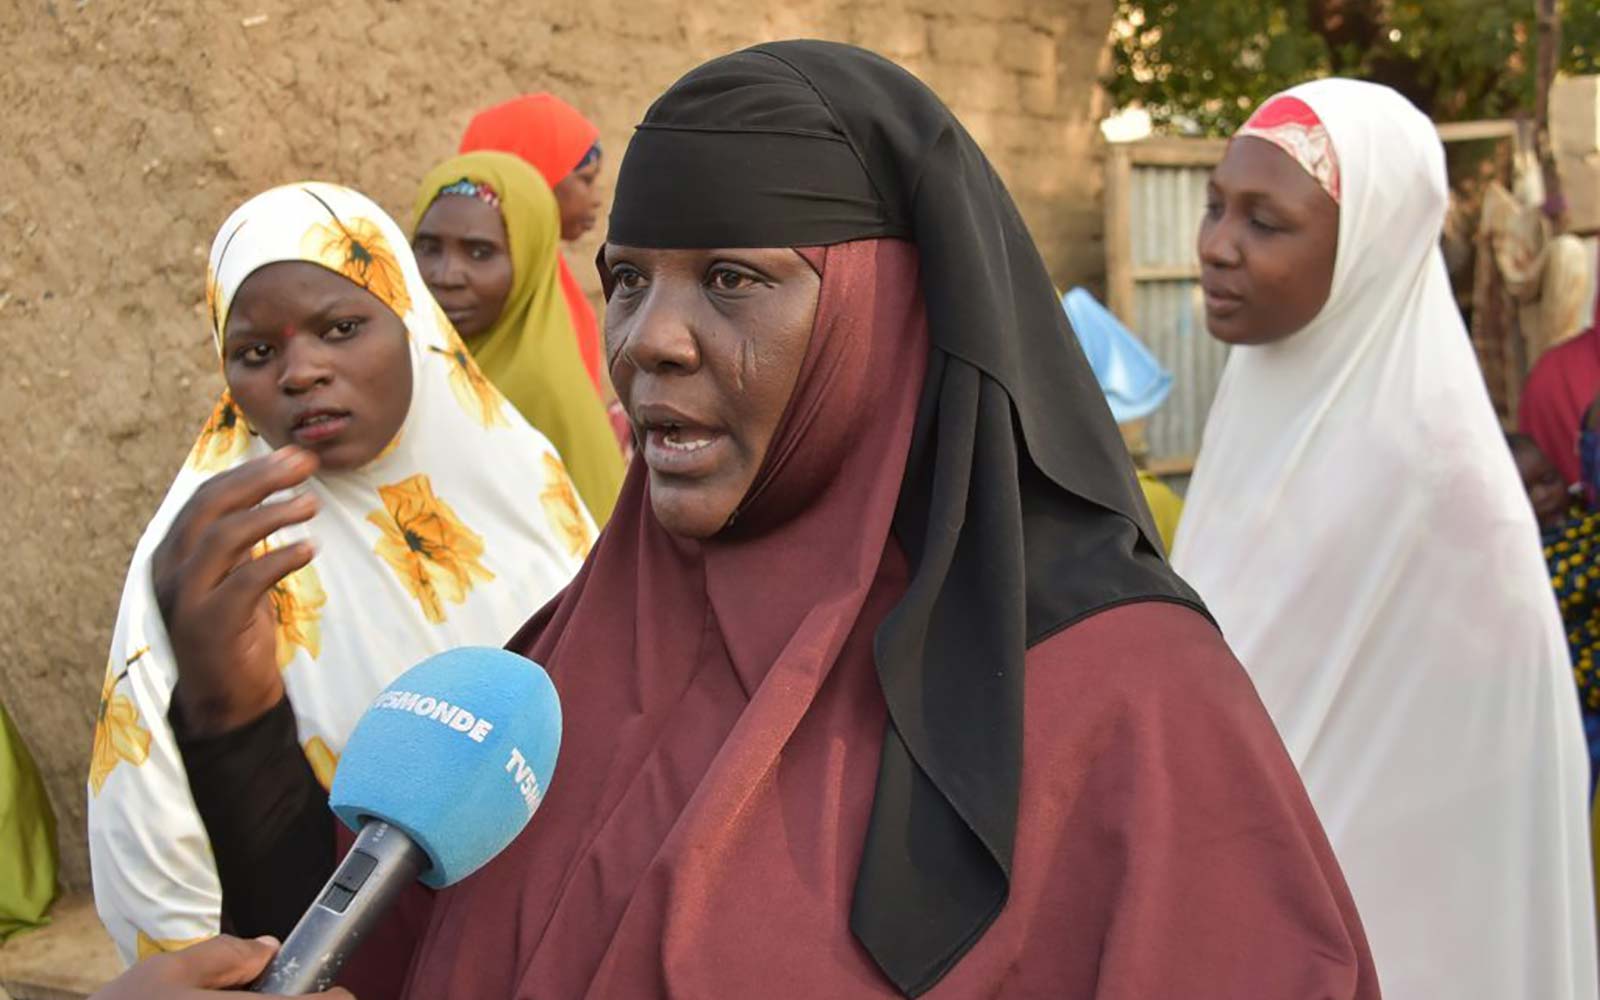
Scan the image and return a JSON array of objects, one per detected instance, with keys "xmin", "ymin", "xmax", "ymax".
[
  {"xmin": 641, "ymin": 424, "xmax": 727, "ymax": 477},
  {"xmin": 291, "ymin": 411, "xmax": 352, "ymax": 444},
  {"xmin": 1201, "ymin": 284, "xmax": 1245, "ymax": 317}
]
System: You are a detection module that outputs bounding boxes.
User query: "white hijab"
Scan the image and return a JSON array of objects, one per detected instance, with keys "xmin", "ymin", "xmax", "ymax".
[
  {"xmin": 87, "ymin": 183, "xmax": 594, "ymax": 964},
  {"xmin": 1174, "ymin": 79, "xmax": 1597, "ymax": 1000}
]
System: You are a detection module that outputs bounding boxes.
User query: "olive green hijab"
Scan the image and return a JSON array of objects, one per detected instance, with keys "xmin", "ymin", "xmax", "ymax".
[
  {"xmin": 0, "ymin": 700, "xmax": 56, "ymax": 940},
  {"xmin": 413, "ymin": 151, "xmax": 624, "ymax": 522}
]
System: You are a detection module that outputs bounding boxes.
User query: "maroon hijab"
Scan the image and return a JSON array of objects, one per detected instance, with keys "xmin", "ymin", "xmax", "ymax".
[
  {"xmin": 395, "ymin": 240, "xmax": 1376, "ymax": 1000},
  {"xmin": 1520, "ymin": 326, "xmax": 1600, "ymax": 486},
  {"xmin": 401, "ymin": 238, "xmax": 928, "ymax": 994},
  {"xmin": 390, "ymin": 43, "xmax": 1374, "ymax": 999}
]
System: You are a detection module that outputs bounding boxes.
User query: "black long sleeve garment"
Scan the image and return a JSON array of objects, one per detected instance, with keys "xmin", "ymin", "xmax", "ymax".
[{"xmin": 171, "ymin": 695, "xmax": 335, "ymax": 940}]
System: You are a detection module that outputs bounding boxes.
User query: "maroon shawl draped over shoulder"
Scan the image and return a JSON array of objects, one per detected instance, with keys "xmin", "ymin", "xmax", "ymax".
[
  {"xmin": 388, "ymin": 241, "xmax": 1378, "ymax": 998},
  {"xmin": 1521, "ymin": 324, "xmax": 1600, "ymax": 485}
]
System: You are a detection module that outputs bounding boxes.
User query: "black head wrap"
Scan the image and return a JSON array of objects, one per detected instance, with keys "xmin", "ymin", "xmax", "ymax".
[{"xmin": 607, "ymin": 40, "xmax": 1208, "ymax": 997}]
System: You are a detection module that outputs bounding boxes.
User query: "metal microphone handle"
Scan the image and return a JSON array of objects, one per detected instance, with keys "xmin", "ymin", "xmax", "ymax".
[{"xmin": 250, "ymin": 820, "xmax": 427, "ymax": 994}]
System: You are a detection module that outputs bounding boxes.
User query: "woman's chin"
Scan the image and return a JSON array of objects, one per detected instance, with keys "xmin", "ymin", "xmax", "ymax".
[
  {"xmin": 1203, "ymin": 312, "xmax": 1256, "ymax": 345},
  {"xmin": 647, "ymin": 480, "xmax": 736, "ymax": 540},
  {"xmin": 1204, "ymin": 315, "xmax": 1298, "ymax": 347}
]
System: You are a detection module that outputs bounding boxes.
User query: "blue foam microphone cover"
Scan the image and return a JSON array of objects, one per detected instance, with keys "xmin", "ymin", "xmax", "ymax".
[{"xmin": 329, "ymin": 646, "xmax": 561, "ymax": 888}]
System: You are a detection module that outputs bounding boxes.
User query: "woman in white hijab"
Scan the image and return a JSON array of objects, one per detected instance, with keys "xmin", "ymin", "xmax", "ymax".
[
  {"xmin": 87, "ymin": 182, "xmax": 594, "ymax": 965},
  {"xmin": 1173, "ymin": 78, "xmax": 1597, "ymax": 999}
]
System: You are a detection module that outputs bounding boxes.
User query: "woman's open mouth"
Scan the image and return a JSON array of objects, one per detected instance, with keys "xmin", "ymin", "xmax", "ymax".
[
  {"xmin": 636, "ymin": 405, "xmax": 728, "ymax": 477},
  {"xmin": 291, "ymin": 408, "xmax": 352, "ymax": 445}
]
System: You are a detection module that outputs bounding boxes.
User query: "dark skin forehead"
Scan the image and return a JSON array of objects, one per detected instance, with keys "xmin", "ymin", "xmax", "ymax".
[
  {"xmin": 1209, "ymin": 136, "xmax": 1338, "ymax": 229},
  {"xmin": 414, "ymin": 195, "xmax": 508, "ymax": 247},
  {"xmin": 568, "ymin": 159, "xmax": 601, "ymax": 185},
  {"xmin": 224, "ymin": 261, "xmax": 377, "ymax": 342}
]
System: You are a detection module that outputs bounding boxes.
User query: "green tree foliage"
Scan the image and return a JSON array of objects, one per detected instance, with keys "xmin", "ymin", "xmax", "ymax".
[{"xmin": 1107, "ymin": 0, "xmax": 1600, "ymax": 135}]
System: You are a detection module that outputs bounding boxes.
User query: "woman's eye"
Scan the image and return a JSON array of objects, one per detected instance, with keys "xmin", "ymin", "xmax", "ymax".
[
  {"xmin": 611, "ymin": 267, "xmax": 645, "ymax": 292},
  {"xmin": 709, "ymin": 267, "xmax": 757, "ymax": 292},
  {"xmin": 1203, "ymin": 200, "xmax": 1222, "ymax": 220},
  {"xmin": 327, "ymin": 318, "xmax": 362, "ymax": 339},
  {"xmin": 468, "ymin": 244, "xmax": 496, "ymax": 261},
  {"xmin": 1249, "ymin": 215, "xmax": 1281, "ymax": 233},
  {"xmin": 232, "ymin": 343, "xmax": 273, "ymax": 366}
]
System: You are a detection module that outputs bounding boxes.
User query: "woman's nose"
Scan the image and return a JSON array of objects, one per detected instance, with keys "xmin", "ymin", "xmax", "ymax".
[
  {"xmin": 278, "ymin": 335, "xmax": 335, "ymax": 392},
  {"xmin": 618, "ymin": 288, "xmax": 700, "ymax": 376},
  {"xmin": 1198, "ymin": 215, "xmax": 1242, "ymax": 269},
  {"xmin": 425, "ymin": 250, "xmax": 468, "ymax": 290}
]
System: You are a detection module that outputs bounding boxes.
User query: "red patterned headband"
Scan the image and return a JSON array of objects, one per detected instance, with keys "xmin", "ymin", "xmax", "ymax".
[
  {"xmin": 434, "ymin": 177, "xmax": 502, "ymax": 209},
  {"xmin": 1236, "ymin": 95, "xmax": 1341, "ymax": 204}
]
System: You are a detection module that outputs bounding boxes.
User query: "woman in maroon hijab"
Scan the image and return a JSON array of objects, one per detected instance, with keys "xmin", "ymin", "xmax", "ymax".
[
  {"xmin": 376, "ymin": 42, "xmax": 1379, "ymax": 999},
  {"xmin": 85, "ymin": 40, "xmax": 1369, "ymax": 1000}
]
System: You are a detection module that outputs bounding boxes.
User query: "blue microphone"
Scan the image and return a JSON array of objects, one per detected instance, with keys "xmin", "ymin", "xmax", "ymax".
[{"xmin": 251, "ymin": 647, "xmax": 561, "ymax": 993}]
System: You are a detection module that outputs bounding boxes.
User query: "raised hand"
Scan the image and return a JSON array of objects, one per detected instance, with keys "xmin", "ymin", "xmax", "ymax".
[{"xmin": 153, "ymin": 446, "xmax": 320, "ymax": 737}]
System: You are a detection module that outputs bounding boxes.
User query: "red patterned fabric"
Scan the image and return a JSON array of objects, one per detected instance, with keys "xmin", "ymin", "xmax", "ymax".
[{"xmin": 1236, "ymin": 95, "xmax": 1341, "ymax": 203}]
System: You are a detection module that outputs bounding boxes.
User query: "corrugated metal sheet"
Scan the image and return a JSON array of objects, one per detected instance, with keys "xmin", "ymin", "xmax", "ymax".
[
  {"xmin": 1130, "ymin": 164, "xmax": 1206, "ymax": 271},
  {"xmin": 1135, "ymin": 281, "xmax": 1227, "ymax": 466},
  {"xmin": 1127, "ymin": 164, "xmax": 1230, "ymax": 464}
]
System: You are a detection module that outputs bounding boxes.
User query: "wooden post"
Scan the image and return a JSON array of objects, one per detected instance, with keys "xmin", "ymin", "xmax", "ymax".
[
  {"xmin": 1535, "ymin": 0, "xmax": 1565, "ymax": 223},
  {"xmin": 1104, "ymin": 143, "xmax": 1135, "ymax": 325}
]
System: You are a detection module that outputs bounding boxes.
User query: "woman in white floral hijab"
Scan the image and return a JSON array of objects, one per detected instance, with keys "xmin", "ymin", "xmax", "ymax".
[{"xmin": 87, "ymin": 182, "xmax": 593, "ymax": 965}]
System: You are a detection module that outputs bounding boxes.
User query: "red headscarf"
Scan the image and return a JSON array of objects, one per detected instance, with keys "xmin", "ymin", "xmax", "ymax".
[{"xmin": 460, "ymin": 94, "xmax": 606, "ymax": 395}]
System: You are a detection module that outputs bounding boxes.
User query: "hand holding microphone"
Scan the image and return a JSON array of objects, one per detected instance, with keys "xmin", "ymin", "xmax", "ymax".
[
  {"xmin": 88, "ymin": 935, "xmax": 351, "ymax": 1000},
  {"xmin": 250, "ymin": 646, "xmax": 562, "ymax": 994}
]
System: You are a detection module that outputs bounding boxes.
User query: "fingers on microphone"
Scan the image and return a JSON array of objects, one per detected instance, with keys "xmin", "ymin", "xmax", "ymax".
[{"xmin": 167, "ymin": 933, "xmax": 277, "ymax": 987}]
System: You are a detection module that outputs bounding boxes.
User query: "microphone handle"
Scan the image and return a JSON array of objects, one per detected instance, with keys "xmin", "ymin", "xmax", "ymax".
[{"xmin": 250, "ymin": 820, "xmax": 427, "ymax": 994}]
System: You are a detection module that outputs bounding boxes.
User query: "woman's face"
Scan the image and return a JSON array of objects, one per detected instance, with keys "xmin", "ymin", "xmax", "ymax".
[
  {"xmin": 554, "ymin": 157, "xmax": 603, "ymax": 242},
  {"xmin": 413, "ymin": 195, "xmax": 514, "ymax": 338},
  {"xmin": 603, "ymin": 246, "xmax": 820, "ymax": 538},
  {"xmin": 1198, "ymin": 136, "xmax": 1339, "ymax": 345},
  {"xmin": 223, "ymin": 261, "xmax": 413, "ymax": 470}
]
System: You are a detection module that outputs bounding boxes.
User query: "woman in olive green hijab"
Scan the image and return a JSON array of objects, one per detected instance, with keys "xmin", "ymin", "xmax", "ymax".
[
  {"xmin": 412, "ymin": 151, "xmax": 625, "ymax": 522},
  {"xmin": 1, "ymin": 699, "xmax": 56, "ymax": 940}
]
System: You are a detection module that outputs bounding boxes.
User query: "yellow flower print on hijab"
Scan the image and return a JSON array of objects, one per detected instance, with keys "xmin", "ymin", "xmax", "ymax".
[
  {"xmin": 368, "ymin": 473, "xmax": 494, "ymax": 623},
  {"xmin": 187, "ymin": 392, "xmax": 250, "ymax": 472},
  {"xmin": 252, "ymin": 540, "xmax": 327, "ymax": 669},
  {"xmin": 429, "ymin": 302, "xmax": 508, "ymax": 428},
  {"xmin": 540, "ymin": 453, "xmax": 593, "ymax": 558},
  {"xmin": 90, "ymin": 650, "xmax": 152, "ymax": 796},
  {"xmin": 137, "ymin": 930, "xmax": 210, "ymax": 960},
  {"xmin": 300, "ymin": 210, "xmax": 413, "ymax": 319},
  {"xmin": 304, "ymin": 736, "xmax": 339, "ymax": 792}
]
